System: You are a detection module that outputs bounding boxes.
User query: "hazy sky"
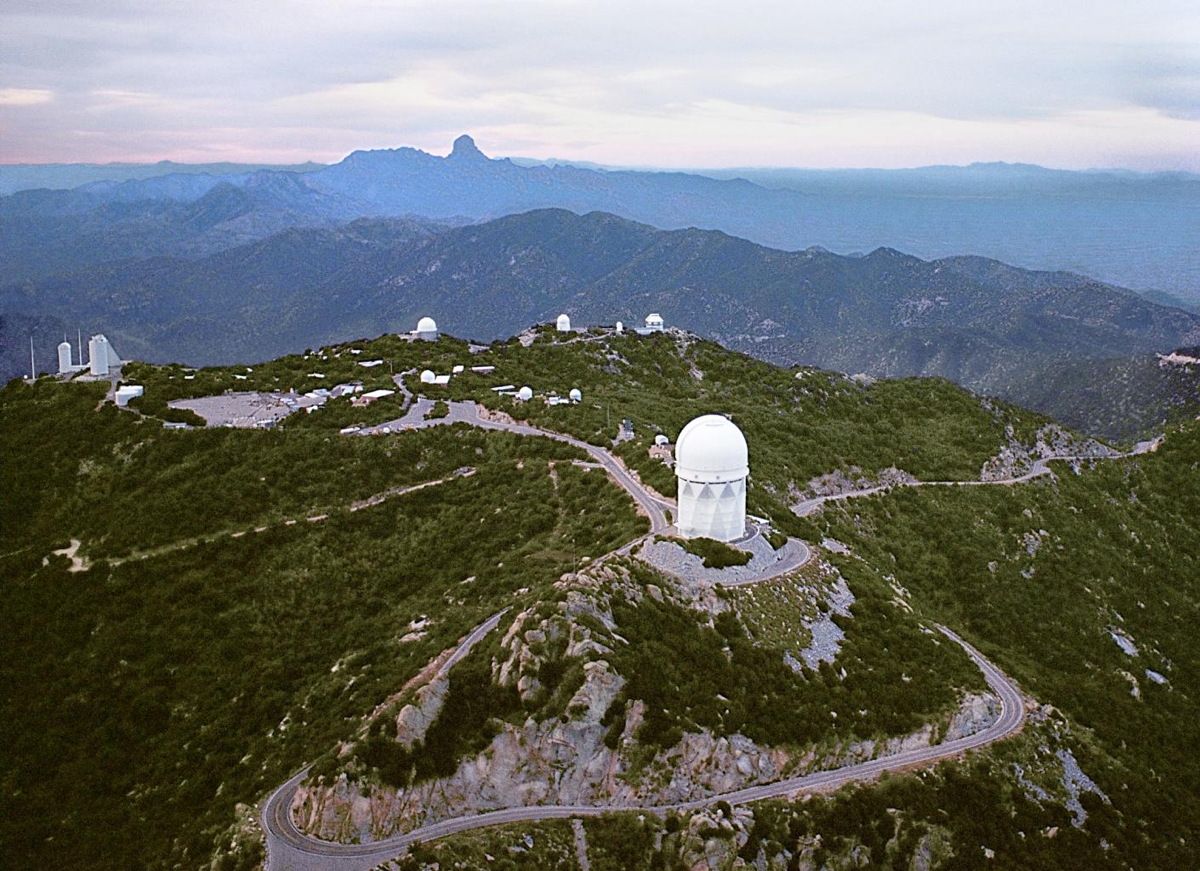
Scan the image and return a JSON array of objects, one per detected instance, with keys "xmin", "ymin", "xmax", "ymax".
[{"xmin": 1, "ymin": 0, "xmax": 1198, "ymax": 169}]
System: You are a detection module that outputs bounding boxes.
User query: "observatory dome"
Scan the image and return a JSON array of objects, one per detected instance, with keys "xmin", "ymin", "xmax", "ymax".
[
  {"xmin": 675, "ymin": 415, "xmax": 748, "ymax": 483},
  {"xmin": 556, "ymin": 313, "xmax": 572, "ymax": 332},
  {"xmin": 419, "ymin": 369, "xmax": 436, "ymax": 384},
  {"xmin": 416, "ymin": 316, "xmax": 437, "ymax": 333},
  {"xmin": 569, "ymin": 388, "xmax": 582, "ymax": 402},
  {"xmin": 674, "ymin": 414, "xmax": 748, "ymax": 542},
  {"xmin": 517, "ymin": 386, "xmax": 534, "ymax": 401}
]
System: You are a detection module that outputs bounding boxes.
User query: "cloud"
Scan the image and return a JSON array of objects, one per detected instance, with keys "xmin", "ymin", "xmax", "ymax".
[
  {"xmin": 0, "ymin": 88, "xmax": 53, "ymax": 106},
  {"xmin": 1, "ymin": 1, "xmax": 1198, "ymax": 168}
]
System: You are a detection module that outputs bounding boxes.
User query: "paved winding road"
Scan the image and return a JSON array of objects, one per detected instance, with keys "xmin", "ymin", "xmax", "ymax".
[
  {"xmin": 362, "ymin": 400, "xmax": 675, "ymax": 535},
  {"xmin": 259, "ymin": 399, "xmax": 1041, "ymax": 869},
  {"xmin": 262, "ymin": 622, "xmax": 1025, "ymax": 870}
]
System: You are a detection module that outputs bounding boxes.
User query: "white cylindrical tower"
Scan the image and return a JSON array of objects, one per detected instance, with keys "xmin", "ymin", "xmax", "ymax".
[
  {"xmin": 674, "ymin": 414, "xmax": 748, "ymax": 542},
  {"xmin": 615, "ymin": 321, "xmax": 624, "ymax": 334},
  {"xmin": 415, "ymin": 316, "xmax": 439, "ymax": 341},
  {"xmin": 58, "ymin": 341, "xmax": 73, "ymax": 374},
  {"xmin": 556, "ymin": 313, "xmax": 572, "ymax": 332},
  {"xmin": 89, "ymin": 335, "xmax": 110, "ymax": 376}
]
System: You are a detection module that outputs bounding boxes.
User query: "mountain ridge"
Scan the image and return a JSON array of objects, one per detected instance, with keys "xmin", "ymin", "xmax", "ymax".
[{"xmin": 7, "ymin": 207, "xmax": 1198, "ymax": 440}]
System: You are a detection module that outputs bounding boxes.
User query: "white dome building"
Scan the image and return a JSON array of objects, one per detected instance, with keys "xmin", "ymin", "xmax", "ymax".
[
  {"xmin": 415, "ymin": 316, "xmax": 439, "ymax": 341},
  {"xmin": 419, "ymin": 369, "xmax": 436, "ymax": 384},
  {"xmin": 674, "ymin": 414, "xmax": 748, "ymax": 542},
  {"xmin": 615, "ymin": 321, "xmax": 624, "ymax": 334},
  {"xmin": 568, "ymin": 388, "xmax": 582, "ymax": 403},
  {"xmin": 57, "ymin": 341, "xmax": 73, "ymax": 374},
  {"xmin": 644, "ymin": 313, "xmax": 665, "ymax": 332},
  {"xmin": 517, "ymin": 385, "xmax": 534, "ymax": 401},
  {"xmin": 556, "ymin": 313, "xmax": 572, "ymax": 333}
]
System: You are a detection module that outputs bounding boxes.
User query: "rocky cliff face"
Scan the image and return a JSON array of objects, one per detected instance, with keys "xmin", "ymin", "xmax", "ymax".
[{"xmin": 292, "ymin": 560, "xmax": 999, "ymax": 845}]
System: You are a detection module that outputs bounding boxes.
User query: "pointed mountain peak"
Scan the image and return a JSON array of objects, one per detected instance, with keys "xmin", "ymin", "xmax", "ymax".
[{"xmin": 449, "ymin": 134, "xmax": 486, "ymax": 161}]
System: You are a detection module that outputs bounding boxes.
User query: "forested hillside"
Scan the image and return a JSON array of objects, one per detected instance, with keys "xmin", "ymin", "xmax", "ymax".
[{"xmin": 3, "ymin": 328, "xmax": 1197, "ymax": 869}]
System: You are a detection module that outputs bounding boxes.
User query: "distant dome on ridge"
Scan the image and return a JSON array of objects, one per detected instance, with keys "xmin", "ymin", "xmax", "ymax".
[{"xmin": 416, "ymin": 316, "xmax": 437, "ymax": 333}]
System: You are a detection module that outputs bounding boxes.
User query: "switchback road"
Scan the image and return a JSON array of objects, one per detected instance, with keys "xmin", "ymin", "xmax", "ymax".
[{"xmin": 260, "ymin": 399, "xmax": 1098, "ymax": 869}]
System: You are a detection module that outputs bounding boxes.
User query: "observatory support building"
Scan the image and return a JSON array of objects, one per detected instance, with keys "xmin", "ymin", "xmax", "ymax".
[{"xmin": 674, "ymin": 414, "xmax": 748, "ymax": 542}]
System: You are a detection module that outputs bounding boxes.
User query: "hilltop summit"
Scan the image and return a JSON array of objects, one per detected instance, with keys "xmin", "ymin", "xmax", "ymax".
[{"xmin": 448, "ymin": 133, "xmax": 486, "ymax": 161}]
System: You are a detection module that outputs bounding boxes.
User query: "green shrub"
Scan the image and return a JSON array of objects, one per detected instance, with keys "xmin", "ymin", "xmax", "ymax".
[{"xmin": 675, "ymin": 536, "xmax": 752, "ymax": 568}]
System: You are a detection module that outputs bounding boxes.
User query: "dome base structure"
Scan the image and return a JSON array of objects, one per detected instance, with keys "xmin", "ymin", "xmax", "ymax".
[{"xmin": 676, "ymin": 477, "xmax": 746, "ymax": 542}]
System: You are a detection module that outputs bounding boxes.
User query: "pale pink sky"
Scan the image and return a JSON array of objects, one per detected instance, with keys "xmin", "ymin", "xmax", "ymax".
[{"xmin": 2, "ymin": 0, "xmax": 1198, "ymax": 170}]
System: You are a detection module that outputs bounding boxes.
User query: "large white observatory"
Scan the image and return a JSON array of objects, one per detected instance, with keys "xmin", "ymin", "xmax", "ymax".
[
  {"xmin": 88, "ymin": 334, "xmax": 121, "ymax": 377},
  {"xmin": 674, "ymin": 414, "xmax": 748, "ymax": 542},
  {"xmin": 556, "ymin": 313, "xmax": 572, "ymax": 333},
  {"xmin": 415, "ymin": 316, "xmax": 439, "ymax": 341}
]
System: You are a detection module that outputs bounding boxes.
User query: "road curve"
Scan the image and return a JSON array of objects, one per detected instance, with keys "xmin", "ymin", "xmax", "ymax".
[
  {"xmin": 260, "ymin": 401, "xmax": 1042, "ymax": 869},
  {"xmin": 261, "ymin": 623, "xmax": 1025, "ymax": 870}
]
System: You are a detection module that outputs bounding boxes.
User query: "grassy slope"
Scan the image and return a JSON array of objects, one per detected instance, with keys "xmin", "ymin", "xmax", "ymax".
[
  {"xmin": 3, "ymin": 328, "xmax": 1178, "ymax": 870},
  {"xmin": 0, "ymin": 380, "xmax": 642, "ymax": 870},
  {"xmin": 784, "ymin": 420, "xmax": 1200, "ymax": 868}
]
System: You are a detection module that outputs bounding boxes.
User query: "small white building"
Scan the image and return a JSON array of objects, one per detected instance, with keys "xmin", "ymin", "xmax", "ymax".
[
  {"xmin": 517, "ymin": 386, "xmax": 534, "ymax": 401},
  {"xmin": 556, "ymin": 313, "xmax": 572, "ymax": 333},
  {"xmin": 419, "ymin": 369, "xmax": 437, "ymax": 384},
  {"xmin": 644, "ymin": 313, "xmax": 665, "ymax": 332},
  {"xmin": 115, "ymin": 384, "xmax": 144, "ymax": 407},
  {"xmin": 674, "ymin": 414, "xmax": 748, "ymax": 542},
  {"xmin": 614, "ymin": 321, "xmax": 624, "ymax": 334},
  {"xmin": 654, "ymin": 433, "xmax": 670, "ymax": 446},
  {"xmin": 415, "ymin": 316, "xmax": 439, "ymax": 341},
  {"xmin": 569, "ymin": 388, "xmax": 582, "ymax": 403}
]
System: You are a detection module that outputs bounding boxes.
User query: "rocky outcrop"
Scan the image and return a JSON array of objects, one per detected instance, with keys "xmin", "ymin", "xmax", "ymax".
[
  {"xmin": 292, "ymin": 563, "xmax": 995, "ymax": 847},
  {"xmin": 793, "ymin": 466, "xmax": 918, "ymax": 502},
  {"xmin": 981, "ymin": 423, "xmax": 1117, "ymax": 481}
]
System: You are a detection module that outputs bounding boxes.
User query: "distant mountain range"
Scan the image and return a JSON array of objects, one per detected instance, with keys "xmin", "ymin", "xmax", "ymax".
[
  {"xmin": 3, "ymin": 135, "xmax": 1197, "ymax": 298},
  {"xmin": 6, "ymin": 208, "xmax": 1199, "ymax": 438}
]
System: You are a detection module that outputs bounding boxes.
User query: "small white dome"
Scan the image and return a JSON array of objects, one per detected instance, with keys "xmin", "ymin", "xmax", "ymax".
[
  {"xmin": 654, "ymin": 433, "xmax": 670, "ymax": 446},
  {"xmin": 416, "ymin": 316, "xmax": 438, "ymax": 333},
  {"xmin": 517, "ymin": 385, "xmax": 534, "ymax": 401},
  {"xmin": 675, "ymin": 414, "xmax": 748, "ymax": 483},
  {"xmin": 419, "ymin": 369, "xmax": 436, "ymax": 384},
  {"xmin": 569, "ymin": 388, "xmax": 582, "ymax": 402},
  {"xmin": 556, "ymin": 313, "xmax": 572, "ymax": 332},
  {"xmin": 615, "ymin": 321, "xmax": 624, "ymax": 333}
]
